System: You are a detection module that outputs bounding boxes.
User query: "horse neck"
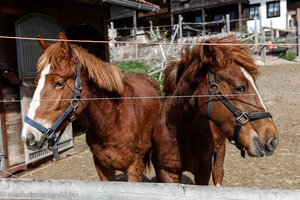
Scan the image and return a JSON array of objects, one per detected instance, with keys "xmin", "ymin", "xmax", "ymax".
[{"xmin": 81, "ymin": 78, "xmax": 126, "ymax": 133}]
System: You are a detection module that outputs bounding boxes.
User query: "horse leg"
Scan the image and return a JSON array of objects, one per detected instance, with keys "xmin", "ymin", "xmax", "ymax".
[
  {"xmin": 194, "ymin": 161, "xmax": 212, "ymax": 185},
  {"xmin": 156, "ymin": 168, "xmax": 181, "ymax": 183},
  {"xmin": 212, "ymin": 142, "xmax": 226, "ymax": 186},
  {"xmin": 126, "ymin": 159, "xmax": 144, "ymax": 182},
  {"xmin": 93, "ymin": 155, "xmax": 115, "ymax": 181}
]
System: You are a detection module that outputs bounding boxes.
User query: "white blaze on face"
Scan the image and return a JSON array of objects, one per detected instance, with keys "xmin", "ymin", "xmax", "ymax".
[
  {"xmin": 240, "ymin": 67, "xmax": 268, "ymax": 111},
  {"xmin": 21, "ymin": 64, "xmax": 51, "ymax": 142}
]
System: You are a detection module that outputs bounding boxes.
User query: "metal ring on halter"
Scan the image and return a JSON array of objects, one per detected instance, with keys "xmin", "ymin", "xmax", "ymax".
[
  {"xmin": 71, "ymin": 99, "xmax": 79, "ymax": 109},
  {"xmin": 209, "ymin": 82, "xmax": 220, "ymax": 94}
]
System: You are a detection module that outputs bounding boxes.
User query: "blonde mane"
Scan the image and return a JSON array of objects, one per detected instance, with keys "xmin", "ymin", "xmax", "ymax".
[{"xmin": 37, "ymin": 43, "xmax": 124, "ymax": 94}]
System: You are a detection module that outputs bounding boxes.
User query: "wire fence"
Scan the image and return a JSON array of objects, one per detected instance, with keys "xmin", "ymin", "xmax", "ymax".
[{"xmin": 1, "ymin": 14, "xmax": 300, "ymax": 103}]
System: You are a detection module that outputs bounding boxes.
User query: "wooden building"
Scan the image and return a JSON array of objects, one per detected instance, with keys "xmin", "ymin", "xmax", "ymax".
[
  {"xmin": 106, "ymin": 0, "xmax": 161, "ymax": 38},
  {"xmin": 287, "ymin": 0, "xmax": 300, "ymax": 56},
  {"xmin": 0, "ymin": 0, "xmax": 110, "ymax": 176},
  {"xmin": 170, "ymin": 0, "xmax": 249, "ymax": 33},
  {"xmin": 0, "ymin": 0, "xmax": 160, "ymax": 176}
]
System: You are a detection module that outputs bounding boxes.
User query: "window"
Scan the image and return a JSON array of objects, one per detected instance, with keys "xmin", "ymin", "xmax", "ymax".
[
  {"xmin": 213, "ymin": 14, "xmax": 223, "ymax": 21},
  {"xmin": 249, "ymin": 4, "xmax": 260, "ymax": 20},
  {"xmin": 267, "ymin": 1, "xmax": 280, "ymax": 18}
]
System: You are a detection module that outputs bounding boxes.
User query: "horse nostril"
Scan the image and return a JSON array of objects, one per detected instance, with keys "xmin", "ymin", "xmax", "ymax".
[
  {"xmin": 27, "ymin": 133, "xmax": 37, "ymax": 146},
  {"xmin": 266, "ymin": 137, "xmax": 278, "ymax": 152}
]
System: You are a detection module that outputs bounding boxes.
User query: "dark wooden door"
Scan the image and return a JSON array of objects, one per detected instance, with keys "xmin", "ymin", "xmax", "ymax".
[{"xmin": 15, "ymin": 13, "xmax": 73, "ymax": 164}]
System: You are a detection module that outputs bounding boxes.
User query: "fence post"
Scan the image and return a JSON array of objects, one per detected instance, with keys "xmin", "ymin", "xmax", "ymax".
[
  {"xmin": 297, "ymin": 8, "xmax": 300, "ymax": 57},
  {"xmin": 170, "ymin": 24, "xmax": 179, "ymax": 55},
  {"xmin": 110, "ymin": 21, "xmax": 116, "ymax": 61},
  {"xmin": 226, "ymin": 14, "xmax": 230, "ymax": 34},
  {"xmin": 261, "ymin": 28, "xmax": 266, "ymax": 63},
  {"xmin": 254, "ymin": 16, "xmax": 258, "ymax": 53},
  {"xmin": 270, "ymin": 19, "xmax": 274, "ymax": 42},
  {"xmin": 178, "ymin": 14, "xmax": 183, "ymax": 44},
  {"xmin": 133, "ymin": 10, "xmax": 138, "ymax": 59}
]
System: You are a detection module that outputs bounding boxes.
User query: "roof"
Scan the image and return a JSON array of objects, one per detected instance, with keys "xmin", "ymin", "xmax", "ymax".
[
  {"xmin": 131, "ymin": 0, "xmax": 160, "ymax": 9},
  {"xmin": 103, "ymin": 0, "xmax": 160, "ymax": 12}
]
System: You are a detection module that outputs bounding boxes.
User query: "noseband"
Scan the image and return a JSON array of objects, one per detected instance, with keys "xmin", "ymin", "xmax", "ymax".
[
  {"xmin": 24, "ymin": 63, "xmax": 82, "ymax": 160},
  {"xmin": 207, "ymin": 66, "xmax": 272, "ymax": 158}
]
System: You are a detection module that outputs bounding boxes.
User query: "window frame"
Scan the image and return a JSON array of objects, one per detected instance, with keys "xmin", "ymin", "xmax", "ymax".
[
  {"xmin": 266, "ymin": 1, "xmax": 280, "ymax": 18},
  {"xmin": 249, "ymin": 3, "xmax": 260, "ymax": 20}
]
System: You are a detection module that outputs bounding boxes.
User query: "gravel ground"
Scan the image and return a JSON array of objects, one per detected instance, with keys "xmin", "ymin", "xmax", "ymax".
[{"xmin": 20, "ymin": 56, "xmax": 300, "ymax": 189}]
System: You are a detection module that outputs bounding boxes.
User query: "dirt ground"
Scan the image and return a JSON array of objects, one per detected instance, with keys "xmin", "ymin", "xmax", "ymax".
[{"xmin": 20, "ymin": 56, "xmax": 300, "ymax": 189}]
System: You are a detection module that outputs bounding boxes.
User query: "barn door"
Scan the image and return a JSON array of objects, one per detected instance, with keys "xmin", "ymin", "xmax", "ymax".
[
  {"xmin": 0, "ymin": 114, "xmax": 5, "ymax": 170},
  {"xmin": 15, "ymin": 13, "xmax": 73, "ymax": 164}
]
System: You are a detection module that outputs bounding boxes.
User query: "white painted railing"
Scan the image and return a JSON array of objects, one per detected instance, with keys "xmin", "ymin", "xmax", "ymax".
[{"xmin": 0, "ymin": 179, "xmax": 299, "ymax": 200}]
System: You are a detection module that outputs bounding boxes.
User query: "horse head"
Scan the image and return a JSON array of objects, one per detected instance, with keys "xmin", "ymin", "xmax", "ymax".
[
  {"xmin": 22, "ymin": 33, "xmax": 124, "ymax": 151},
  {"xmin": 202, "ymin": 36, "xmax": 278, "ymax": 157},
  {"xmin": 170, "ymin": 36, "xmax": 279, "ymax": 157}
]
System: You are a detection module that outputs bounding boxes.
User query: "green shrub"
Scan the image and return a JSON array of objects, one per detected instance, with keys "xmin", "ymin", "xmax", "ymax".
[
  {"xmin": 279, "ymin": 51, "xmax": 297, "ymax": 61},
  {"xmin": 114, "ymin": 61, "xmax": 147, "ymax": 73},
  {"xmin": 114, "ymin": 60, "xmax": 162, "ymax": 85}
]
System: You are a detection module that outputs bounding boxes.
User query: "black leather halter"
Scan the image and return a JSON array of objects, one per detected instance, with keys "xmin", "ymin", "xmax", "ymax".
[
  {"xmin": 24, "ymin": 63, "xmax": 82, "ymax": 160},
  {"xmin": 206, "ymin": 66, "xmax": 272, "ymax": 158}
]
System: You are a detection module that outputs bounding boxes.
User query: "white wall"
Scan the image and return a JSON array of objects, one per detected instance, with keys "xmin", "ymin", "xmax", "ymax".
[{"xmin": 247, "ymin": 0, "xmax": 287, "ymax": 33}]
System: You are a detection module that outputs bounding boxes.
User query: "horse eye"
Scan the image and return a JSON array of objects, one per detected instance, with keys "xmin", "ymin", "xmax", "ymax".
[
  {"xmin": 234, "ymin": 84, "xmax": 246, "ymax": 93},
  {"xmin": 55, "ymin": 81, "xmax": 65, "ymax": 89}
]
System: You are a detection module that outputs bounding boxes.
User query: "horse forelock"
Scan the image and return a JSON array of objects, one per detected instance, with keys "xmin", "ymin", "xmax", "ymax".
[
  {"xmin": 74, "ymin": 46, "xmax": 124, "ymax": 94},
  {"xmin": 179, "ymin": 36, "xmax": 259, "ymax": 80},
  {"xmin": 37, "ymin": 43, "xmax": 73, "ymax": 73}
]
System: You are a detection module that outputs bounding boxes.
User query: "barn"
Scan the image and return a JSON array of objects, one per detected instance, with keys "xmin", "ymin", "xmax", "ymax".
[{"xmin": 0, "ymin": 0, "xmax": 159, "ymax": 176}]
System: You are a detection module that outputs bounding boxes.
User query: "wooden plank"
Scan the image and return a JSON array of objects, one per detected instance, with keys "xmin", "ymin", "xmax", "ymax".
[
  {"xmin": 4, "ymin": 111, "xmax": 22, "ymax": 120},
  {"xmin": 8, "ymin": 153, "xmax": 24, "ymax": 167},
  {"xmin": 3, "ymin": 103, "xmax": 20, "ymax": 112},
  {"xmin": 5, "ymin": 116, "xmax": 22, "ymax": 126},
  {"xmin": 0, "ymin": 179, "xmax": 299, "ymax": 200},
  {"xmin": 262, "ymin": 26, "xmax": 295, "ymax": 33},
  {"xmin": 7, "ymin": 129, "xmax": 22, "ymax": 143},
  {"xmin": 7, "ymin": 142, "xmax": 25, "ymax": 167},
  {"xmin": 7, "ymin": 139, "xmax": 23, "ymax": 148}
]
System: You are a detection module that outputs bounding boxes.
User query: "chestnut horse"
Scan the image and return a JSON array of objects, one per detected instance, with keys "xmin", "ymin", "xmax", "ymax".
[
  {"xmin": 152, "ymin": 36, "xmax": 279, "ymax": 185},
  {"xmin": 21, "ymin": 33, "xmax": 161, "ymax": 182}
]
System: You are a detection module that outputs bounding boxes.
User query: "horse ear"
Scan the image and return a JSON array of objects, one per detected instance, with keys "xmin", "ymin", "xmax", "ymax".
[
  {"xmin": 37, "ymin": 35, "xmax": 50, "ymax": 52},
  {"xmin": 59, "ymin": 32, "xmax": 71, "ymax": 53}
]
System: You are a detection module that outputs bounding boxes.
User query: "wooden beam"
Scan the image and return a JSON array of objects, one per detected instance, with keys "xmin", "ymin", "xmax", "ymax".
[
  {"xmin": 0, "ymin": 179, "xmax": 299, "ymax": 200},
  {"xmin": 297, "ymin": 8, "xmax": 300, "ymax": 56},
  {"xmin": 262, "ymin": 26, "xmax": 295, "ymax": 33},
  {"xmin": 238, "ymin": 2, "xmax": 242, "ymax": 31}
]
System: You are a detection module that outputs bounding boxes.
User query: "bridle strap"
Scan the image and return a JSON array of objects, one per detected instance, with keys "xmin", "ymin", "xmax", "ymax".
[
  {"xmin": 24, "ymin": 63, "xmax": 82, "ymax": 160},
  {"xmin": 24, "ymin": 105, "xmax": 75, "ymax": 140},
  {"xmin": 207, "ymin": 66, "xmax": 272, "ymax": 158}
]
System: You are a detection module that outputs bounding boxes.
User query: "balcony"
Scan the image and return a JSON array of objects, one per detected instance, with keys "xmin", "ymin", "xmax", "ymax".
[{"xmin": 171, "ymin": 0, "xmax": 247, "ymax": 13}]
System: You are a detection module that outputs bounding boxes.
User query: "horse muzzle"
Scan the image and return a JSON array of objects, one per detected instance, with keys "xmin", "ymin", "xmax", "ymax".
[
  {"xmin": 250, "ymin": 136, "xmax": 278, "ymax": 157},
  {"xmin": 24, "ymin": 131, "xmax": 47, "ymax": 150}
]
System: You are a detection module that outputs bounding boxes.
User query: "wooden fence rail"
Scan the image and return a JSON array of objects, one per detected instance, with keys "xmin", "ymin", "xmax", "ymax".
[{"xmin": 0, "ymin": 179, "xmax": 299, "ymax": 200}]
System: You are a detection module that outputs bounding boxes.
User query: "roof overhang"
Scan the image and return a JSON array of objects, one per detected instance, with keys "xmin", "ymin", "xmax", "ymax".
[{"xmin": 102, "ymin": 0, "xmax": 160, "ymax": 12}]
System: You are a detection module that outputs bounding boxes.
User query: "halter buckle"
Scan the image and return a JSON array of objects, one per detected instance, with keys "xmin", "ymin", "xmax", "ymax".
[
  {"xmin": 237, "ymin": 112, "xmax": 249, "ymax": 125},
  {"xmin": 75, "ymin": 77, "xmax": 82, "ymax": 90},
  {"xmin": 45, "ymin": 128, "xmax": 55, "ymax": 140},
  {"xmin": 208, "ymin": 82, "xmax": 220, "ymax": 94}
]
